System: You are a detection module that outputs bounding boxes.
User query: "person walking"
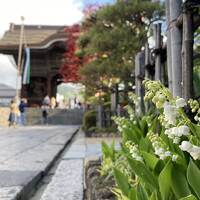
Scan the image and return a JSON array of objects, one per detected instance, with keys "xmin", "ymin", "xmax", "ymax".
[
  {"xmin": 41, "ymin": 105, "xmax": 48, "ymax": 125},
  {"xmin": 8, "ymin": 99, "xmax": 19, "ymax": 127},
  {"xmin": 19, "ymin": 99, "xmax": 27, "ymax": 126}
]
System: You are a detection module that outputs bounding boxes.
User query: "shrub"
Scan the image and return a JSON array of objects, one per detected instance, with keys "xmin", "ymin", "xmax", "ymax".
[{"xmin": 82, "ymin": 110, "xmax": 96, "ymax": 131}]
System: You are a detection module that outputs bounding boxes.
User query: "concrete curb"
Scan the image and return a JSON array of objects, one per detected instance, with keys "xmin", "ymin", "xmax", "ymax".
[{"xmin": 16, "ymin": 127, "xmax": 80, "ymax": 200}]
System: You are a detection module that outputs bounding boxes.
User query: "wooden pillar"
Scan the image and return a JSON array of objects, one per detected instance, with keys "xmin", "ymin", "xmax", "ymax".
[
  {"xmin": 154, "ymin": 23, "xmax": 162, "ymax": 81},
  {"xmin": 165, "ymin": 0, "xmax": 173, "ymax": 92},
  {"xmin": 47, "ymin": 76, "xmax": 51, "ymax": 97},
  {"xmin": 182, "ymin": 9, "xmax": 193, "ymax": 100},
  {"xmin": 97, "ymin": 105, "xmax": 103, "ymax": 128},
  {"xmin": 111, "ymin": 84, "xmax": 119, "ymax": 112},
  {"xmin": 145, "ymin": 43, "xmax": 151, "ymax": 79},
  {"xmin": 135, "ymin": 52, "xmax": 145, "ymax": 115},
  {"xmin": 169, "ymin": 0, "xmax": 182, "ymax": 97}
]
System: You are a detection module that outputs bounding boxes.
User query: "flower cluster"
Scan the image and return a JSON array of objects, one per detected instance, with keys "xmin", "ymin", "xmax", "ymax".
[
  {"xmin": 112, "ymin": 116, "xmax": 129, "ymax": 132},
  {"xmin": 143, "ymin": 80, "xmax": 170, "ymax": 109},
  {"xmin": 128, "ymin": 92, "xmax": 141, "ymax": 114},
  {"xmin": 148, "ymin": 131, "xmax": 178, "ymax": 161},
  {"xmin": 179, "ymin": 141, "xmax": 200, "ymax": 160},
  {"xmin": 163, "ymin": 102, "xmax": 179, "ymax": 126},
  {"xmin": 188, "ymin": 99, "xmax": 200, "ymax": 124},
  {"xmin": 164, "ymin": 125, "xmax": 190, "ymax": 144},
  {"xmin": 125, "ymin": 141, "xmax": 143, "ymax": 162},
  {"xmin": 124, "ymin": 105, "xmax": 135, "ymax": 121}
]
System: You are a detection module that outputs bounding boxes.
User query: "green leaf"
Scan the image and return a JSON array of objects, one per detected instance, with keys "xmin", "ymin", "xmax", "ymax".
[
  {"xmin": 123, "ymin": 128, "xmax": 140, "ymax": 144},
  {"xmin": 158, "ymin": 159, "xmax": 172, "ymax": 200},
  {"xmin": 179, "ymin": 194, "xmax": 197, "ymax": 200},
  {"xmin": 128, "ymin": 188, "xmax": 137, "ymax": 200},
  {"xmin": 149, "ymin": 192, "xmax": 158, "ymax": 200},
  {"xmin": 127, "ymin": 157, "xmax": 158, "ymax": 190},
  {"xmin": 141, "ymin": 151, "xmax": 159, "ymax": 171},
  {"xmin": 113, "ymin": 168, "xmax": 130, "ymax": 197},
  {"xmin": 189, "ymin": 123, "xmax": 200, "ymax": 141},
  {"xmin": 139, "ymin": 137, "xmax": 152, "ymax": 152},
  {"xmin": 136, "ymin": 183, "xmax": 149, "ymax": 200},
  {"xmin": 171, "ymin": 163, "xmax": 191, "ymax": 198},
  {"xmin": 101, "ymin": 141, "xmax": 110, "ymax": 158},
  {"xmin": 187, "ymin": 159, "xmax": 200, "ymax": 199}
]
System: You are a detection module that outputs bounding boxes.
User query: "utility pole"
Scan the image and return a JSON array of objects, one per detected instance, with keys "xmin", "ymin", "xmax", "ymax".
[
  {"xmin": 169, "ymin": 0, "xmax": 182, "ymax": 97},
  {"xmin": 16, "ymin": 16, "xmax": 25, "ymax": 100},
  {"xmin": 182, "ymin": 6, "xmax": 193, "ymax": 100},
  {"xmin": 165, "ymin": 0, "xmax": 173, "ymax": 92}
]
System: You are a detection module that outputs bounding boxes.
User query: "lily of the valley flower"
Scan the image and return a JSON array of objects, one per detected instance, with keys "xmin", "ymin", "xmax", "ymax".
[
  {"xmin": 179, "ymin": 141, "xmax": 200, "ymax": 160},
  {"xmin": 176, "ymin": 98, "xmax": 187, "ymax": 108},
  {"xmin": 165, "ymin": 125, "xmax": 190, "ymax": 141},
  {"xmin": 163, "ymin": 103, "xmax": 178, "ymax": 125},
  {"xmin": 126, "ymin": 141, "xmax": 143, "ymax": 162}
]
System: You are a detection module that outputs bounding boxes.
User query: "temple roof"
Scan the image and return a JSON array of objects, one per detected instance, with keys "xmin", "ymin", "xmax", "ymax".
[{"xmin": 0, "ymin": 24, "xmax": 68, "ymax": 50}]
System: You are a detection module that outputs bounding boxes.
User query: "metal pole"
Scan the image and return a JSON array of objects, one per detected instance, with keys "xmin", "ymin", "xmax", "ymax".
[{"xmin": 16, "ymin": 16, "xmax": 25, "ymax": 100}]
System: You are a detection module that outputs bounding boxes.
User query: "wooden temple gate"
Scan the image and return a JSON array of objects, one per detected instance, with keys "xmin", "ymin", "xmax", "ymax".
[{"xmin": 0, "ymin": 24, "xmax": 67, "ymax": 106}]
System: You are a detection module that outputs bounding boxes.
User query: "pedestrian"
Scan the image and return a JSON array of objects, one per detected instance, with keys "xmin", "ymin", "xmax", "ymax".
[
  {"xmin": 19, "ymin": 99, "xmax": 27, "ymax": 126},
  {"xmin": 8, "ymin": 99, "xmax": 18, "ymax": 127},
  {"xmin": 50, "ymin": 96, "xmax": 56, "ymax": 109},
  {"xmin": 41, "ymin": 105, "xmax": 48, "ymax": 125},
  {"xmin": 43, "ymin": 95, "xmax": 50, "ymax": 106}
]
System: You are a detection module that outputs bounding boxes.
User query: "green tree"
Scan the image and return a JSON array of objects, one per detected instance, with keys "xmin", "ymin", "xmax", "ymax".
[{"xmin": 78, "ymin": 0, "xmax": 161, "ymax": 98}]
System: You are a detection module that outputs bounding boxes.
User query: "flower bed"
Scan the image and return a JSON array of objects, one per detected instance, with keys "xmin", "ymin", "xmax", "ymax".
[
  {"xmin": 84, "ymin": 159, "xmax": 116, "ymax": 200},
  {"xmin": 96, "ymin": 80, "xmax": 200, "ymax": 200}
]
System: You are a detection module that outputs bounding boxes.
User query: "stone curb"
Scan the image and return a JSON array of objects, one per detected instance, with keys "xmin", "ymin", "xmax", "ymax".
[{"xmin": 15, "ymin": 127, "xmax": 79, "ymax": 200}]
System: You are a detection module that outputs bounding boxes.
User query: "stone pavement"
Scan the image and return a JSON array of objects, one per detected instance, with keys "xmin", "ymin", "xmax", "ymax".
[
  {"xmin": 40, "ymin": 130, "xmax": 121, "ymax": 200},
  {"xmin": 0, "ymin": 125, "xmax": 79, "ymax": 200}
]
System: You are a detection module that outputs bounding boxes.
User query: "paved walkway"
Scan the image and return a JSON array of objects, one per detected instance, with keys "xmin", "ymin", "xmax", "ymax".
[
  {"xmin": 40, "ymin": 130, "xmax": 121, "ymax": 200},
  {"xmin": 0, "ymin": 126, "xmax": 79, "ymax": 200}
]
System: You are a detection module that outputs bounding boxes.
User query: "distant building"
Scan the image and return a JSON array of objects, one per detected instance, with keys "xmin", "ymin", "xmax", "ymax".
[
  {"xmin": 0, "ymin": 23, "xmax": 67, "ymax": 106},
  {"xmin": 0, "ymin": 54, "xmax": 19, "ymax": 106}
]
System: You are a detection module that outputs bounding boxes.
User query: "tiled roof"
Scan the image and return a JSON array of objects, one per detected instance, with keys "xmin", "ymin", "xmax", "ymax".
[{"xmin": 0, "ymin": 24, "xmax": 67, "ymax": 49}]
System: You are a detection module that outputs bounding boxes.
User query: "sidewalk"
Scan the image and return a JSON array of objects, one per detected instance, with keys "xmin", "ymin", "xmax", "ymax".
[
  {"xmin": 0, "ymin": 126, "xmax": 79, "ymax": 200},
  {"xmin": 39, "ymin": 130, "xmax": 121, "ymax": 200}
]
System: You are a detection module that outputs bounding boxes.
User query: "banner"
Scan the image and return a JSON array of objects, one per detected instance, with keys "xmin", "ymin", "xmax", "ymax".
[{"xmin": 22, "ymin": 47, "xmax": 30, "ymax": 84}]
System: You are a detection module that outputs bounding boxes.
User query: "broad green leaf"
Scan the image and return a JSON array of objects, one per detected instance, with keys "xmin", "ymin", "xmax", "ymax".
[
  {"xmin": 141, "ymin": 151, "xmax": 159, "ymax": 171},
  {"xmin": 128, "ymin": 188, "xmax": 137, "ymax": 200},
  {"xmin": 136, "ymin": 183, "xmax": 149, "ymax": 200},
  {"xmin": 113, "ymin": 168, "xmax": 130, "ymax": 197},
  {"xmin": 123, "ymin": 128, "xmax": 140, "ymax": 144},
  {"xmin": 127, "ymin": 157, "xmax": 158, "ymax": 190},
  {"xmin": 187, "ymin": 159, "xmax": 200, "ymax": 199},
  {"xmin": 179, "ymin": 194, "xmax": 197, "ymax": 200},
  {"xmin": 189, "ymin": 123, "xmax": 200, "ymax": 141},
  {"xmin": 150, "ymin": 192, "xmax": 158, "ymax": 200},
  {"xmin": 171, "ymin": 164, "xmax": 191, "ymax": 198},
  {"xmin": 158, "ymin": 159, "xmax": 172, "ymax": 200},
  {"xmin": 101, "ymin": 141, "xmax": 110, "ymax": 158},
  {"xmin": 139, "ymin": 137, "xmax": 151, "ymax": 152}
]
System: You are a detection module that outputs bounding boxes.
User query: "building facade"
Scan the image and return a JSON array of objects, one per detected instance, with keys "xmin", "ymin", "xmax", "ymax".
[{"xmin": 0, "ymin": 24, "xmax": 67, "ymax": 106}]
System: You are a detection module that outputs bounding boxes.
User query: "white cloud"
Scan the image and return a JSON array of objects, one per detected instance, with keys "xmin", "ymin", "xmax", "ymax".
[{"xmin": 0, "ymin": 0, "xmax": 84, "ymax": 36}]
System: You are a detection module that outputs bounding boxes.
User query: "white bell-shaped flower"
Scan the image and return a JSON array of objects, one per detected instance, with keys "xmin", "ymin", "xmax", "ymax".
[
  {"xmin": 179, "ymin": 141, "xmax": 193, "ymax": 151},
  {"xmin": 176, "ymin": 98, "xmax": 187, "ymax": 108}
]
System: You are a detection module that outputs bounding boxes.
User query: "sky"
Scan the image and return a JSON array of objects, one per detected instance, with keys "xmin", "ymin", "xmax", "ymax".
[{"xmin": 0, "ymin": 0, "xmax": 114, "ymax": 37}]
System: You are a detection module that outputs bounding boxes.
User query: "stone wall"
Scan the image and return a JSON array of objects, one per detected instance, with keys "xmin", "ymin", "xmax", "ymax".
[
  {"xmin": 26, "ymin": 108, "xmax": 83, "ymax": 125},
  {"xmin": 0, "ymin": 107, "xmax": 9, "ymax": 127}
]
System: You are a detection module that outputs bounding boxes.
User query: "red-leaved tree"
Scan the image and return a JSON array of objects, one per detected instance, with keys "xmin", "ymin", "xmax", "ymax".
[{"xmin": 59, "ymin": 24, "xmax": 82, "ymax": 83}]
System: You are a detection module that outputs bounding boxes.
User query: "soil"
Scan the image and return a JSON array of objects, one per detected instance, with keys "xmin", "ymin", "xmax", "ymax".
[
  {"xmin": 86, "ymin": 132, "xmax": 121, "ymax": 138},
  {"xmin": 84, "ymin": 159, "xmax": 116, "ymax": 200}
]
